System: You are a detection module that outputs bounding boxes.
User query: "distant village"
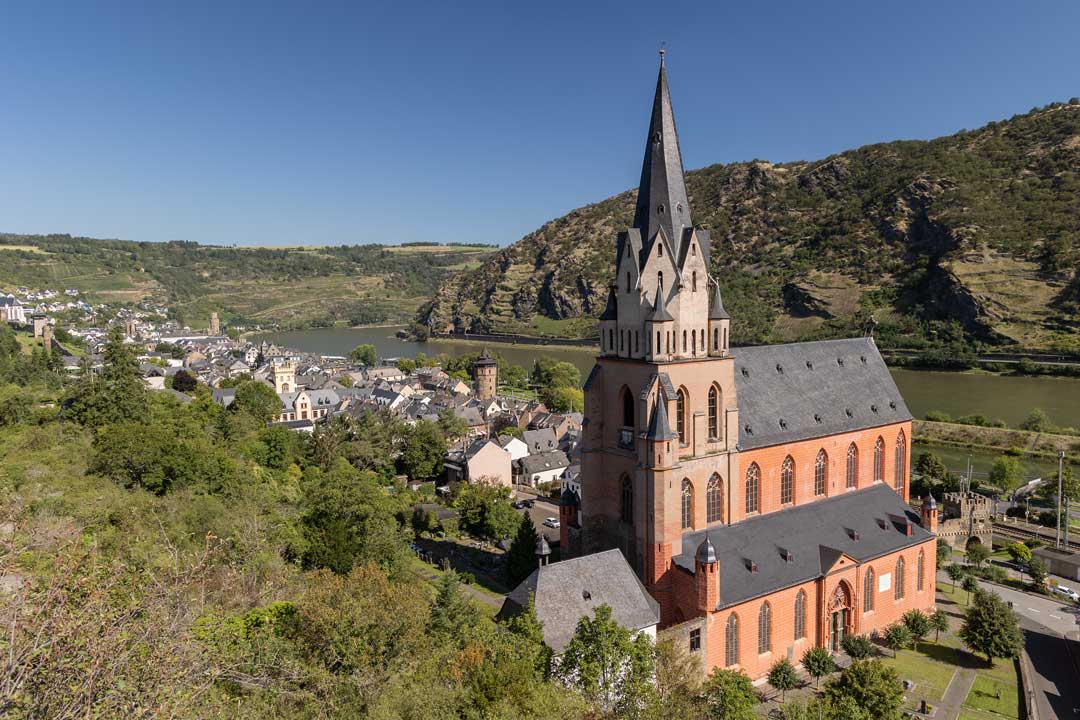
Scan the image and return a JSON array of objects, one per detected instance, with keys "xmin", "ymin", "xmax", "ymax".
[{"xmin": 2, "ymin": 287, "xmax": 581, "ymax": 494}]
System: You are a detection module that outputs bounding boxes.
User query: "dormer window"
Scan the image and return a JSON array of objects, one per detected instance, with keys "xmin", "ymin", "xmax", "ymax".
[{"xmin": 657, "ymin": 204, "xmax": 666, "ymax": 215}]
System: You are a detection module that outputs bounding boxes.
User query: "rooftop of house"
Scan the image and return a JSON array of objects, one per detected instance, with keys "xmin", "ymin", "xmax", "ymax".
[{"xmin": 502, "ymin": 548, "xmax": 660, "ymax": 653}]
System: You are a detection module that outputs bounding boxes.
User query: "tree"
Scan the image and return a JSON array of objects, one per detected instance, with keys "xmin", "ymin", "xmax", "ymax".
[
  {"xmin": 841, "ymin": 634, "xmax": 874, "ymax": 660},
  {"xmin": 1006, "ymin": 541, "xmax": 1032, "ymax": 566},
  {"xmin": 929, "ymin": 608, "xmax": 950, "ymax": 642},
  {"xmin": 936, "ymin": 538, "xmax": 951, "ymax": 566},
  {"xmin": 915, "ymin": 452, "xmax": 949, "ymax": 480},
  {"xmin": 966, "ymin": 541, "xmax": 990, "ymax": 568},
  {"xmin": 802, "ymin": 646, "xmax": 835, "ymax": 688},
  {"xmin": 429, "ymin": 564, "xmax": 480, "ymax": 640},
  {"xmin": 700, "ymin": 667, "xmax": 758, "ymax": 720},
  {"xmin": 300, "ymin": 460, "xmax": 408, "ymax": 574},
  {"xmin": 902, "ymin": 609, "xmax": 931, "ymax": 651},
  {"xmin": 556, "ymin": 604, "xmax": 655, "ymax": 713},
  {"xmin": 882, "ymin": 623, "xmax": 911, "ymax": 657},
  {"xmin": 946, "ymin": 563, "xmax": 966, "ymax": 591},
  {"xmin": 989, "ymin": 456, "xmax": 1023, "ymax": 494},
  {"xmin": 543, "ymin": 385, "xmax": 584, "ymax": 413},
  {"xmin": 398, "ymin": 419, "xmax": 446, "ymax": 482},
  {"xmin": 231, "ymin": 380, "xmax": 281, "ymax": 424},
  {"xmin": 64, "ymin": 325, "xmax": 148, "ymax": 426},
  {"xmin": 768, "ymin": 657, "xmax": 798, "ymax": 701},
  {"xmin": 1019, "ymin": 407, "xmax": 1050, "ymax": 432},
  {"xmin": 653, "ymin": 638, "xmax": 702, "ymax": 720},
  {"xmin": 505, "ymin": 516, "xmax": 542, "ymax": 587},
  {"xmin": 436, "ymin": 406, "xmax": 468, "ymax": 440},
  {"xmin": 350, "ymin": 343, "xmax": 378, "ymax": 366},
  {"xmin": 1027, "ymin": 557, "xmax": 1048, "ymax": 587},
  {"xmin": 962, "ymin": 575, "xmax": 980, "ymax": 604},
  {"xmin": 824, "ymin": 660, "xmax": 903, "ymax": 720},
  {"xmin": 455, "ymin": 484, "xmax": 522, "ymax": 541},
  {"xmin": 504, "ymin": 593, "xmax": 552, "ymax": 674},
  {"xmin": 171, "ymin": 369, "xmax": 198, "ymax": 392},
  {"xmin": 960, "ymin": 589, "xmax": 1023, "ymax": 664}
]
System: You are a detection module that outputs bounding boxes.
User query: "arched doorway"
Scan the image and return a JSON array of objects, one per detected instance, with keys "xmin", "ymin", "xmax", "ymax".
[{"xmin": 827, "ymin": 581, "xmax": 854, "ymax": 652}]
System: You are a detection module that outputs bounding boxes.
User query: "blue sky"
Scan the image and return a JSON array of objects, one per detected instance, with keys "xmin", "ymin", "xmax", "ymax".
[{"xmin": 2, "ymin": 1, "xmax": 1078, "ymax": 247}]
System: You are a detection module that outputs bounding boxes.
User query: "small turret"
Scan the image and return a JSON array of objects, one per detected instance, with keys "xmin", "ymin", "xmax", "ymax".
[
  {"xmin": 920, "ymin": 493, "xmax": 938, "ymax": 533},
  {"xmin": 599, "ymin": 285, "xmax": 619, "ymax": 356},
  {"xmin": 695, "ymin": 534, "xmax": 719, "ymax": 612},
  {"xmin": 535, "ymin": 534, "xmax": 551, "ymax": 567},
  {"xmin": 645, "ymin": 396, "xmax": 677, "ymax": 469},
  {"xmin": 708, "ymin": 282, "xmax": 730, "ymax": 357},
  {"xmin": 645, "ymin": 290, "xmax": 675, "ymax": 361}
]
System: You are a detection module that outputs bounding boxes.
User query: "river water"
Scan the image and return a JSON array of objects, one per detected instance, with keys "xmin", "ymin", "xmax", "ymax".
[{"xmin": 254, "ymin": 326, "xmax": 1080, "ymax": 429}]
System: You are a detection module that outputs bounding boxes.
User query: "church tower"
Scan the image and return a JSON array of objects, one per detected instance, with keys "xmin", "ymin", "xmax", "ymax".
[{"xmin": 571, "ymin": 53, "xmax": 740, "ymax": 626}]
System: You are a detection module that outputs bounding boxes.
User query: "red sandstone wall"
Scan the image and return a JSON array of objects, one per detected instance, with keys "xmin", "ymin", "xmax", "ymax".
[
  {"xmin": 731, "ymin": 421, "xmax": 912, "ymax": 523},
  {"xmin": 699, "ymin": 537, "xmax": 936, "ymax": 680}
]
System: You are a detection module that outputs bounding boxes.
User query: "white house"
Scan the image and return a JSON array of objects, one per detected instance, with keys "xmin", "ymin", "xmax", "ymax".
[{"xmin": 497, "ymin": 434, "xmax": 529, "ymax": 462}]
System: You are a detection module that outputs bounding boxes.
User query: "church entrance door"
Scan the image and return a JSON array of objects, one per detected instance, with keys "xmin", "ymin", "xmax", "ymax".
[
  {"xmin": 829, "ymin": 609, "xmax": 847, "ymax": 652},
  {"xmin": 826, "ymin": 581, "xmax": 853, "ymax": 653}
]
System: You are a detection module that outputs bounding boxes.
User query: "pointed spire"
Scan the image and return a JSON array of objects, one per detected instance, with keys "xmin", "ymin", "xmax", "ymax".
[
  {"xmin": 599, "ymin": 285, "xmax": 619, "ymax": 321},
  {"xmin": 709, "ymin": 281, "xmax": 730, "ymax": 320},
  {"xmin": 696, "ymin": 533, "xmax": 717, "ymax": 565},
  {"xmin": 634, "ymin": 53, "xmax": 692, "ymax": 254},
  {"xmin": 925, "ymin": 493, "xmax": 937, "ymax": 511},
  {"xmin": 535, "ymin": 534, "xmax": 551, "ymax": 567},
  {"xmin": 645, "ymin": 396, "xmax": 678, "ymax": 441},
  {"xmin": 647, "ymin": 289, "xmax": 674, "ymax": 322}
]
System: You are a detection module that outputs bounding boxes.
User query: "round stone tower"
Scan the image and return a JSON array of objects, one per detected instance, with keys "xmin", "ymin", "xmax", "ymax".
[{"xmin": 474, "ymin": 348, "xmax": 497, "ymax": 401}]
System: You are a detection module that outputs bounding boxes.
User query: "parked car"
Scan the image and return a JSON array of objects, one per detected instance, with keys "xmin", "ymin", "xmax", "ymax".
[
  {"xmin": 512, "ymin": 501, "xmax": 527, "ymax": 509},
  {"xmin": 524, "ymin": 499, "xmax": 535, "ymax": 508},
  {"xmin": 543, "ymin": 517, "xmax": 560, "ymax": 529},
  {"xmin": 1051, "ymin": 584, "xmax": 1080, "ymax": 602}
]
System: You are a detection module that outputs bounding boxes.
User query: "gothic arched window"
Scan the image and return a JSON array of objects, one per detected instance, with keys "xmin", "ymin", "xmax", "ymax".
[
  {"xmin": 692, "ymin": 270, "xmax": 697, "ymax": 292},
  {"xmin": 626, "ymin": 272, "xmax": 631, "ymax": 294},
  {"xmin": 676, "ymin": 389, "xmax": 687, "ymax": 444},
  {"xmin": 621, "ymin": 387, "xmax": 634, "ymax": 429},
  {"xmin": 815, "ymin": 449, "xmax": 828, "ymax": 496},
  {"xmin": 874, "ymin": 437, "xmax": 885, "ymax": 483},
  {"xmin": 780, "ymin": 456, "xmax": 795, "ymax": 505},
  {"xmin": 758, "ymin": 602, "xmax": 772, "ymax": 654},
  {"xmin": 745, "ymin": 463, "xmax": 760, "ymax": 514},
  {"xmin": 682, "ymin": 330, "xmax": 687, "ymax": 353},
  {"xmin": 681, "ymin": 479, "xmax": 693, "ymax": 530},
  {"xmin": 706, "ymin": 474, "xmax": 722, "ymax": 523},
  {"xmin": 894, "ymin": 431, "xmax": 906, "ymax": 491},
  {"xmin": 620, "ymin": 475, "xmax": 633, "ymax": 525},
  {"xmin": 895, "ymin": 557, "xmax": 905, "ymax": 600},
  {"xmin": 708, "ymin": 385, "xmax": 719, "ymax": 439},
  {"xmin": 846, "ymin": 443, "xmax": 858, "ymax": 488},
  {"xmin": 917, "ymin": 550, "xmax": 925, "ymax": 592},
  {"xmin": 864, "ymin": 568, "xmax": 875, "ymax": 612},
  {"xmin": 794, "ymin": 590, "xmax": 807, "ymax": 640},
  {"xmin": 725, "ymin": 614, "xmax": 739, "ymax": 667}
]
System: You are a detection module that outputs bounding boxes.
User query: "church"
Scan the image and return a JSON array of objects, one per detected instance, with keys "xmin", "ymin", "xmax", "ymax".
[{"xmin": 557, "ymin": 54, "xmax": 938, "ymax": 680}]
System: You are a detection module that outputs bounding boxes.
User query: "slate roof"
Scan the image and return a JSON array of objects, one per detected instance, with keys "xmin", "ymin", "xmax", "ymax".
[
  {"xmin": 709, "ymin": 283, "xmax": 730, "ymax": 320},
  {"xmin": 673, "ymin": 484, "xmax": 931, "ymax": 609},
  {"xmin": 523, "ymin": 428, "xmax": 558, "ymax": 453},
  {"xmin": 647, "ymin": 289, "xmax": 674, "ymax": 322},
  {"xmin": 599, "ymin": 286, "xmax": 618, "ymax": 321},
  {"xmin": 502, "ymin": 549, "xmax": 660, "ymax": 653},
  {"xmin": 519, "ymin": 450, "xmax": 570, "ymax": 475},
  {"xmin": 731, "ymin": 337, "xmax": 910, "ymax": 450}
]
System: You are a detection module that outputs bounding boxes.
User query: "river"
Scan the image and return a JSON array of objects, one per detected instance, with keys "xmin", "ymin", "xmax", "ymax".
[{"xmin": 254, "ymin": 326, "xmax": 1080, "ymax": 429}]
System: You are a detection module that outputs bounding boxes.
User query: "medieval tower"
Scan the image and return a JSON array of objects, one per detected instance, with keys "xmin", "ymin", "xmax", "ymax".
[{"xmin": 474, "ymin": 348, "xmax": 498, "ymax": 401}]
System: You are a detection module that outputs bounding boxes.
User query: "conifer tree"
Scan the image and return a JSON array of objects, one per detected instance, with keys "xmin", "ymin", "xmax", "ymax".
[{"xmin": 505, "ymin": 516, "xmax": 541, "ymax": 587}]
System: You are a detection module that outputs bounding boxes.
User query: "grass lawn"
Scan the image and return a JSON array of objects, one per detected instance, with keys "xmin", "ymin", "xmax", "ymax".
[{"xmin": 963, "ymin": 673, "xmax": 1021, "ymax": 719}]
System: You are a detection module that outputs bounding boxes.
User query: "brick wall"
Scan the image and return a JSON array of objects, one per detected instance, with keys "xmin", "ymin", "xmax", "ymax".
[{"xmin": 698, "ymin": 537, "xmax": 937, "ymax": 680}]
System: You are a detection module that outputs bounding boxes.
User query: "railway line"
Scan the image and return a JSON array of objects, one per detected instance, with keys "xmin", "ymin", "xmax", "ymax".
[{"xmin": 993, "ymin": 520, "xmax": 1080, "ymax": 552}]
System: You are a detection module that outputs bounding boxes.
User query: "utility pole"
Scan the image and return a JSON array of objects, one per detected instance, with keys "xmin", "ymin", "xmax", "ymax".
[
  {"xmin": 1063, "ymin": 451, "xmax": 1070, "ymax": 550},
  {"xmin": 1057, "ymin": 450, "xmax": 1064, "ymax": 549}
]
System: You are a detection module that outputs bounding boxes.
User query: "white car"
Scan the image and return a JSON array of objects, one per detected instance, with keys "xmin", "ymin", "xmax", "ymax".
[
  {"xmin": 543, "ymin": 517, "xmax": 560, "ymax": 529},
  {"xmin": 1051, "ymin": 584, "xmax": 1080, "ymax": 602}
]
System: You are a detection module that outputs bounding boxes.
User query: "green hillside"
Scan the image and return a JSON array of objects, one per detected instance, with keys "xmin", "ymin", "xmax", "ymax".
[
  {"xmin": 0, "ymin": 236, "xmax": 496, "ymax": 329},
  {"xmin": 418, "ymin": 100, "xmax": 1080, "ymax": 353}
]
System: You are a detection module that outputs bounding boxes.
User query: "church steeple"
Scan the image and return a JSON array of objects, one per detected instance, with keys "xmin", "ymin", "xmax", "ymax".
[{"xmin": 633, "ymin": 51, "xmax": 692, "ymax": 252}]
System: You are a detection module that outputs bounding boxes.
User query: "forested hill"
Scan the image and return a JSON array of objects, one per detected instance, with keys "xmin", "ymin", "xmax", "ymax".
[
  {"xmin": 0, "ymin": 235, "xmax": 496, "ymax": 329},
  {"xmin": 418, "ymin": 100, "xmax": 1080, "ymax": 352}
]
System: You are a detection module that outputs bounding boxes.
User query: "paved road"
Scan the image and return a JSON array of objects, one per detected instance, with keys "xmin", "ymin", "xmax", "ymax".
[{"xmin": 512, "ymin": 491, "xmax": 562, "ymax": 544}]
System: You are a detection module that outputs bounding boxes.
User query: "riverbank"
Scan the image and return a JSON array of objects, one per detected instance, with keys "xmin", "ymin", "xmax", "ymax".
[
  {"xmin": 426, "ymin": 333, "xmax": 599, "ymax": 352},
  {"xmin": 913, "ymin": 420, "xmax": 1080, "ymax": 463}
]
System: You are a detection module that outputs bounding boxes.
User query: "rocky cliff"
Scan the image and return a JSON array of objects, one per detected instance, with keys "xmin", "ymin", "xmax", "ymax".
[{"xmin": 419, "ymin": 101, "xmax": 1080, "ymax": 351}]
